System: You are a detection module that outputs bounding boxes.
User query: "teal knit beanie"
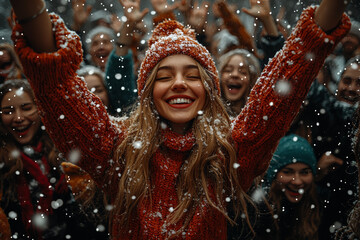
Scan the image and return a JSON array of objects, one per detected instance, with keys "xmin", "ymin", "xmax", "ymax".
[{"xmin": 265, "ymin": 134, "xmax": 317, "ymax": 184}]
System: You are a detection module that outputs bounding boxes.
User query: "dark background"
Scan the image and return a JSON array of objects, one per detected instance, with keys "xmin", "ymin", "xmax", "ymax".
[{"xmin": 1, "ymin": 0, "xmax": 360, "ymax": 43}]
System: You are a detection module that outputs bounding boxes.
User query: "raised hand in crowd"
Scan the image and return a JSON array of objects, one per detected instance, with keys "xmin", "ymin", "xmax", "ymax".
[
  {"xmin": 117, "ymin": 0, "xmax": 148, "ymax": 56},
  {"xmin": 71, "ymin": 0, "xmax": 92, "ymax": 32},
  {"xmin": 242, "ymin": 0, "xmax": 279, "ymax": 37},
  {"xmin": 110, "ymin": 13, "xmax": 123, "ymax": 33},
  {"xmin": 316, "ymin": 152, "xmax": 344, "ymax": 181},
  {"xmin": 187, "ymin": 1, "xmax": 209, "ymax": 34},
  {"xmin": 150, "ymin": 0, "xmax": 182, "ymax": 15}
]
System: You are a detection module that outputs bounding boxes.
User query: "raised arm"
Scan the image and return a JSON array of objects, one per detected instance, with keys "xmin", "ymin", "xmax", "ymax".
[
  {"xmin": 10, "ymin": 0, "xmax": 55, "ymax": 52},
  {"xmin": 242, "ymin": 0, "xmax": 279, "ymax": 37},
  {"xmin": 315, "ymin": 0, "xmax": 347, "ymax": 32},
  {"xmin": 10, "ymin": 0, "xmax": 122, "ymax": 192},
  {"xmin": 232, "ymin": 0, "xmax": 351, "ymax": 191}
]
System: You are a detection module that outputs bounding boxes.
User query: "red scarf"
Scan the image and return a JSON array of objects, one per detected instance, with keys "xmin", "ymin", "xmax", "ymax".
[{"xmin": 15, "ymin": 142, "xmax": 67, "ymax": 238}]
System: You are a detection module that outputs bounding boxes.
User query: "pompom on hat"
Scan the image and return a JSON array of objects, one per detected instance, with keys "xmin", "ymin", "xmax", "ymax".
[
  {"xmin": 265, "ymin": 134, "xmax": 317, "ymax": 184},
  {"xmin": 137, "ymin": 20, "xmax": 220, "ymax": 96}
]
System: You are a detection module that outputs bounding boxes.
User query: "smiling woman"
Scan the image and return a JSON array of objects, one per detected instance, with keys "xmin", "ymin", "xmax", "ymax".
[
  {"xmin": 152, "ymin": 55, "xmax": 206, "ymax": 133},
  {"xmin": 254, "ymin": 134, "xmax": 320, "ymax": 240},
  {"xmin": 0, "ymin": 43, "xmax": 25, "ymax": 84},
  {"xmin": 9, "ymin": 0, "xmax": 351, "ymax": 238},
  {"xmin": 1, "ymin": 83, "xmax": 40, "ymax": 145},
  {"xmin": 0, "ymin": 79, "xmax": 106, "ymax": 239}
]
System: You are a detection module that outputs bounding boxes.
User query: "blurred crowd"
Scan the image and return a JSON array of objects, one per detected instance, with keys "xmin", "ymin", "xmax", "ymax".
[{"xmin": 0, "ymin": 0, "xmax": 360, "ymax": 239}]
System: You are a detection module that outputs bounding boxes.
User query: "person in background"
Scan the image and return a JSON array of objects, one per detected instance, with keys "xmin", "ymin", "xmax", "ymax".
[
  {"xmin": 218, "ymin": 49, "xmax": 261, "ymax": 118},
  {"xmin": 9, "ymin": 0, "xmax": 350, "ymax": 238},
  {"xmin": 0, "ymin": 79, "xmax": 105, "ymax": 239},
  {"xmin": 211, "ymin": 1, "xmax": 259, "ymax": 61},
  {"xmin": 254, "ymin": 134, "xmax": 320, "ymax": 240},
  {"xmin": 335, "ymin": 55, "xmax": 360, "ymax": 105},
  {"xmin": 242, "ymin": 0, "xmax": 285, "ymax": 69},
  {"xmin": 84, "ymin": 26, "xmax": 115, "ymax": 72},
  {"xmin": 103, "ymin": 0, "xmax": 147, "ymax": 116},
  {"xmin": 315, "ymin": 55, "xmax": 360, "ymax": 239},
  {"xmin": 78, "ymin": 65, "xmax": 110, "ymax": 110},
  {"xmin": 217, "ymin": 0, "xmax": 282, "ymax": 118},
  {"xmin": 328, "ymin": 20, "xmax": 360, "ymax": 86},
  {"xmin": 286, "ymin": 55, "xmax": 360, "ymax": 239},
  {"xmin": 0, "ymin": 43, "xmax": 24, "ymax": 83}
]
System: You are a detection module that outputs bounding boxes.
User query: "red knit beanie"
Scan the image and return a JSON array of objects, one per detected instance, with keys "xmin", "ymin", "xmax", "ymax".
[{"xmin": 137, "ymin": 20, "xmax": 220, "ymax": 96}]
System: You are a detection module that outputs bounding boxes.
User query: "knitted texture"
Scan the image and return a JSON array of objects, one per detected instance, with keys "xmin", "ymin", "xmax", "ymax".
[
  {"xmin": 137, "ymin": 20, "xmax": 220, "ymax": 96},
  {"xmin": 12, "ymin": 6, "xmax": 350, "ymax": 240}
]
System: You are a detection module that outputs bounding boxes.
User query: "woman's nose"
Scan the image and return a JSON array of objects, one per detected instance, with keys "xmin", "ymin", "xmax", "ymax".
[
  {"xmin": 291, "ymin": 173, "xmax": 303, "ymax": 185},
  {"xmin": 230, "ymin": 69, "xmax": 240, "ymax": 78},
  {"xmin": 171, "ymin": 74, "xmax": 187, "ymax": 91},
  {"xmin": 14, "ymin": 110, "xmax": 24, "ymax": 122}
]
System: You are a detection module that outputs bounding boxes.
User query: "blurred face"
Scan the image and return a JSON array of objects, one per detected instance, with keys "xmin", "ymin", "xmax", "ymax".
[
  {"xmin": 0, "ymin": 49, "xmax": 14, "ymax": 78},
  {"xmin": 337, "ymin": 63, "xmax": 360, "ymax": 105},
  {"xmin": 220, "ymin": 55, "xmax": 250, "ymax": 102},
  {"xmin": 341, "ymin": 34, "xmax": 360, "ymax": 55},
  {"xmin": 90, "ymin": 33, "xmax": 114, "ymax": 71},
  {"xmin": 153, "ymin": 55, "xmax": 206, "ymax": 134},
  {"xmin": 1, "ymin": 89, "xmax": 41, "ymax": 145},
  {"xmin": 275, "ymin": 162, "xmax": 313, "ymax": 203},
  {"xmin": 84, "ymin": 74, "xmax": 109, "ymax": 108}
]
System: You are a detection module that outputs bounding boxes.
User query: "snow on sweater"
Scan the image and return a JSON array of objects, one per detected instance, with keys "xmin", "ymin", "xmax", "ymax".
[{"xmin": 12, "ymin": 6, "xmax": 350, "ymax": 240}]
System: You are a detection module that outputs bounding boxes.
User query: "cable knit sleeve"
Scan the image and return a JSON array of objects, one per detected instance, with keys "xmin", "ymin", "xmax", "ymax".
[
  {"xmin": 231, "ymin": 6, "xmax": 351, "ymax": 191},
  {"xmin": 12, "ymin": 14, "xmax": 122, "ymax": 193}
]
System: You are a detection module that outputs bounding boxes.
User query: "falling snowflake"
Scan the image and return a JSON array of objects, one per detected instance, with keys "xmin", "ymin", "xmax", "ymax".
[
  {"xmin": 133, "ymin": 141, "xmax": 142, "ymax": 149},
  {"xmin": 233, "ymin": 163, "xmax": 240, "ymax": 169},
  {"xmin": 68, "ymin": 149, "xmax": 81, "ymax": 164},
  {"xmin": 32, "ymin": 213, "xmax": 48, "ymax": 231},
  {"xmin": 274, "ymin": 80, "xmax": 292, "ymax": 96}
]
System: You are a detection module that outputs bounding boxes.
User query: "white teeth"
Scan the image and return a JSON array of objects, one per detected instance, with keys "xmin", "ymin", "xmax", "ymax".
[
  {"xmin": 14, "ymin": 126, "xmax": 27, "ymax": 131},
  {"xmin": 169, "ymin": 98, "xmax": 192, "ymax": 105}
]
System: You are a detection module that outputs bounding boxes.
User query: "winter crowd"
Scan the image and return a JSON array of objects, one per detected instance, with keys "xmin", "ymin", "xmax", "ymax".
[{"xmin": 0, "ymin": 0, "xmax": 359, "ymax": 239}]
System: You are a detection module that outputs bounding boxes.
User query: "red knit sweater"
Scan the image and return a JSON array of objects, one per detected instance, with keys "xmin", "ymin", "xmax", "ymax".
[{"xmin": 12, "ymin": 6, "xmax": 350, "ymax": 240}]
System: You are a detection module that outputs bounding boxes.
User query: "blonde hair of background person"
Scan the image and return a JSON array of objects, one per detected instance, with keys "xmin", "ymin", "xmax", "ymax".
[{"xmin": 218, "ymin": 48, "xmax": 261, "ymax": 117}]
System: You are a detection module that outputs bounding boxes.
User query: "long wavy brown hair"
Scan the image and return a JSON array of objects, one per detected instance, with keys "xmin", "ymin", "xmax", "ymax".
[
  {"xmin": 0, "ymin": 79, "xmax": 60, "ymax": 207},
  {"xmin": 268, "ymin": 179, "xmax": 321, "ymax": 240},
  {"xmin": 110, "ymin": 61, "xmax": 252, "ymax": 236}
]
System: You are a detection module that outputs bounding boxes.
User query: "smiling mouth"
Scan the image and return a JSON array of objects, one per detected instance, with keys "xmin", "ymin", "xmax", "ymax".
[
  {"xmin": 286, "ymin": 187, "xmax": 302, "ymax": 197},
  {"xmin": 227, "ymin": 84, "xmax": 242, "ymax": 91},
  {"xmin": 168, "ymin": 98, "xmax": 193, "ymax": 105},
  {"xmin": 342, "ymin": 94, "xmax": 359, "ymax": 103},
  {"xmin": 95, "ymin": 52, "xmax": 109, "ymax": 60},
  {"xmin": 12, "ymin": 125, "xmax": 31, "ymax": 137}
]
